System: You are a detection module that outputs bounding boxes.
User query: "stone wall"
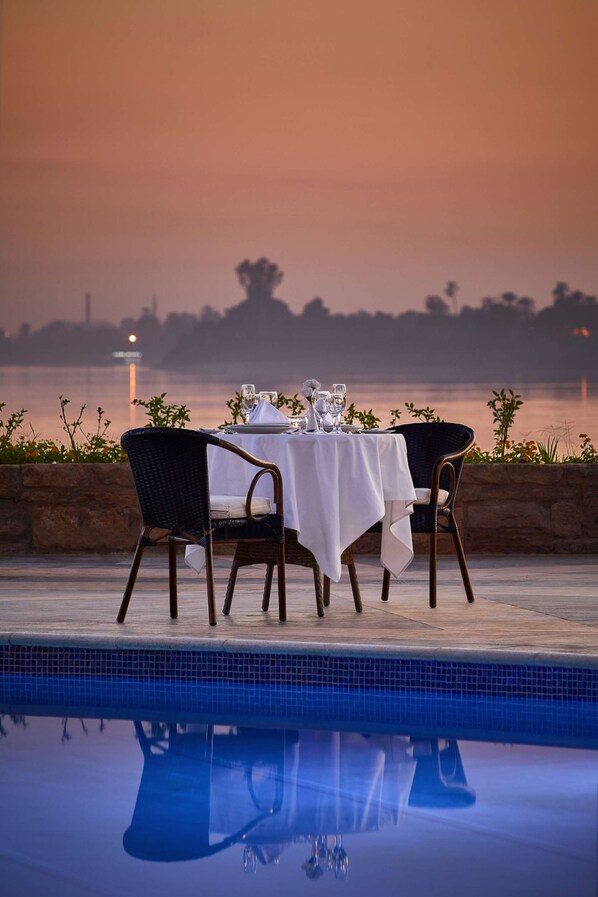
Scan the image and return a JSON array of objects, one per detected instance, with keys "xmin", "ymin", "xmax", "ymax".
[{"xmin": 0, "ymin": 463, "xmax": 596, "ymax": 555}]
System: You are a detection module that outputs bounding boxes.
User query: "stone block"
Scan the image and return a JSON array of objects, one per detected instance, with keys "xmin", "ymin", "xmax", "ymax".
[
  {"xmin": 506, "ymin": 465, "xmax": 564, "ymax": 485},
  {"xmin": 564, "ymin": 464, "xmax": 598, "ymax": 486},
  {"xmin": 0, "ymin": 466, "xmax": 22, "ymax": 499},
  {"xmin": 581, "ymin": 490, "xmax": 598, "ymax": 537},
  {"xmin": 461, "ymin": 465, "xmax": 507, "ymax": 486},
  {"xmin": 0, "ymin": 501, "xmax": 31, "ymax": 539},
  {"xmin": 467, "ymin": 500, "xmax": 551, "ymax": 532},
  {"xmin": 550, "ymin": 501, "xmax": 582, "ymax": 537},
  {"xmin": 32, "ymin": 505, "xmax": 140, "ymax": 551}
]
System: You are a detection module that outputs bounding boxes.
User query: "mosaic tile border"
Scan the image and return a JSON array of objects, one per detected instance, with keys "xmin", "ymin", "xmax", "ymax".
[
  {"xmin": 2, "ymin": 675, "xmax": 597, "ymax": 747},
  {"xmin": 1, "ymin": 644, "xmax": 597, "ymax": 702}
]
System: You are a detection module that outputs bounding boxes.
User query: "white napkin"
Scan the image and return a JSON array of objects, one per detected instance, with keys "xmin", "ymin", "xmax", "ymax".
[{"xmin": 249, "ymin": 400, "xmax": 290, "ymax": 425}]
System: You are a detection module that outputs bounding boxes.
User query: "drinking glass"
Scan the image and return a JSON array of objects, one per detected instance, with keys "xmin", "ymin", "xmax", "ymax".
[
  {"xmin": 240, "ymin": 384, "xmax": 257, "ymax": 423},
  {"xmin": 332, "ymin": 384, "xmax": 347, "ymax": 405},
  {"xmin": 312, "ymin": 390, "xmax": 330, "ymax": 432},
  {"xmin": 258, "ymin": 390, "xmax": 278, "ymax": 405},
  {"xmin": 327, "ymin": 391, "xmax": 346, "ymax": 434}
]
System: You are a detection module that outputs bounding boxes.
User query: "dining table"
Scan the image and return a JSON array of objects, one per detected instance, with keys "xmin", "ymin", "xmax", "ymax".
[{"xmin": 185, "ymin": 430, "xmax": 417, "ymax": 584}]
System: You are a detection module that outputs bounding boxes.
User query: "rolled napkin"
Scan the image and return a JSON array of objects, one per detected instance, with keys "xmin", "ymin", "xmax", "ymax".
[{"xmin": 248, "ymin": 400, "xmax": 290, "ymax": 425}]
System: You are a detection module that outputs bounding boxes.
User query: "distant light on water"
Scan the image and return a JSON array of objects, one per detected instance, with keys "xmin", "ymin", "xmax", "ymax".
[{"xmin": 129, "ymin": 363, "xmax": 137, "ymax": 429}]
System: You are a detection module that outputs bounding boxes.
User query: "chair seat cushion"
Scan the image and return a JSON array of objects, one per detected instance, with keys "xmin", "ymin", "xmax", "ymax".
[
  {"xmin": 414, "ymin": 488, "xmax": 449, "ymax": 506},
  {"xmin": 210, "ymin": 494, "xmax": 273, "ymax": 519}
]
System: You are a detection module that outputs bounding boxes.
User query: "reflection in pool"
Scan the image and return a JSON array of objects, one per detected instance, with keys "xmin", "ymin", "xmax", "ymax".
[{"xmin": 0, "ymin": 713, "xmax": 596, "ymax": 896}]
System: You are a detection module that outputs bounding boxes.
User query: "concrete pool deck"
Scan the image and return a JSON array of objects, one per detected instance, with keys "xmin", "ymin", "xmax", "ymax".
[{"xmin": 0, "ymin": 553, "xmax": 596, "ymax": 668}]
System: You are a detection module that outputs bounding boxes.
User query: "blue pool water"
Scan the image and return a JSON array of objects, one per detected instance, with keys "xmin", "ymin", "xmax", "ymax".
[{"xmin": 1, "ymin": 679, "xmax": 597, "ymax": 897}]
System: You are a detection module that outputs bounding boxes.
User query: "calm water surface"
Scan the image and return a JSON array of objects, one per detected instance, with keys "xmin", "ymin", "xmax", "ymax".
[
  {"xmin": 0, "ymin": 713, "xmax": 595, "ymax": 897},
  {"xmin": 0, "ymin": 365, "xmax": 596, "ymax": 450}
]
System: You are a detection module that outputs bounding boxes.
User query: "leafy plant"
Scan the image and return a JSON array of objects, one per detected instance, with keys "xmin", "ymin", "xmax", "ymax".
[
  {"xmin": 0, "ymin": 399, "xmax": 125, "ymax": 463},
  {"xmin": 403, "ymin": 402, "xmax": 443, "ymax": 423},
  {"xmin": 563, "ymin": 434, "xmax": 598, "ymax": 463},
  {"xmin": 132, "ymin": 393, "xmax": 190, "ymax": 428},
  {"xmin": 0, "ymin": 403, "xmax": 27, "ymax": 447},
  {"xmin": 276, "ymin": 392, "xmax": 306, "ymax": 416},
  {"xmin": 536, "ymin": 435, "xmax": 560, "ymax": 464},
  {"xmin": 223, "ymin": 391, "xmax": 244, "ymax": 426},
  {"xmin": 487, "ymin": 388, "xmax": 523, "ymax": 460},
  {"xmin": 344, "ymin": 403, "xmax": 381, "ymax": 429}
]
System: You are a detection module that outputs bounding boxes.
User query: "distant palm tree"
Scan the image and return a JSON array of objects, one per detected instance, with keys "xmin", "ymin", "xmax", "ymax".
[
  {"xmin": 444, "ymin": 281, "xmax": 459, "ymax": 314},
  {"xmin": 235, "ymin": 258, "xmax": 284, "ymax": 304}
]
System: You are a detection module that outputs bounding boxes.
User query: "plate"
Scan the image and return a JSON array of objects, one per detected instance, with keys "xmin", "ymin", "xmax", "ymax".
[{"xmin": 223, "ymin": 423, "xmax": 291, "ymax": 434}]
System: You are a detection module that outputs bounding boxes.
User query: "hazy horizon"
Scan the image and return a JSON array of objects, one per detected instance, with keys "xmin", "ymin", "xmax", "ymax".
[{"xmin": 1, "ymin": 0, "xmax": 597, "ymax": 332}]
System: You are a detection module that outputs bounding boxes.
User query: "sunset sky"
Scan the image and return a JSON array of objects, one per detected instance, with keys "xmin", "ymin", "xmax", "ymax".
[{"xmin": 1, "ymin": 0, "xmax": 597, "ymax": 331}]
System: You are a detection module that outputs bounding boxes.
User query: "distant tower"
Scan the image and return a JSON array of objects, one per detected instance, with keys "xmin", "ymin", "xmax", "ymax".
[
  {"xmin": 85, "ymin": 292, "xmax": 92, "ymax": 326},
  {"xmin": 151, "ymin": 294, "xmax": 158, "ymax": 316}
]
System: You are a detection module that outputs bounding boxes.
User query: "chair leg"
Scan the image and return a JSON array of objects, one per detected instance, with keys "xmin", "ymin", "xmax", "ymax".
[
  {"xmin": 381, "ymin": 567, "xmax": 391, "ymax": 602},
  {"xmin": 276, "ymin": 543, "xmax": 287, "ymax": 623},
  {"xmin": 222, "ymin": 559, "xmax": 240, "ymax": 616},
  {"xmin": 117, "ymin": 528, "xmax": 148, "ymax": 622},
  {"xmin": 323, "ymin": 575, "xmax": 331, "ymax": 607},
  {"xmin": 204, "ymin": 541, "xmax": 217, "ymax": 626},
  {"xmin": 313, "ymin": 568, "xmax": 324, "ymax": 617},
  {"xmin": 168, "ymin": 540, "xmax": 178, "ymax": 619},
  {"xmin": 429, "ymin": 531, "xmax": 438, "ymax": 609},
  {"xmin": 262, "ymin": 564, "xmax": 274, "ymax": 611},
  {"xmin": 347, "ymin": 562, "xmax": 363, "ymax": 613},
  {"xmin": 451, "ymin": 520, "xmax": 475, "ymax": 603}
]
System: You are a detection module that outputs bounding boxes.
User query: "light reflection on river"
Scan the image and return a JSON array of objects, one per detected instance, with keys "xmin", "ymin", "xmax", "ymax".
[{"xmin": 0, "ymin": 366, "xmax": 595, "ymax": 451}]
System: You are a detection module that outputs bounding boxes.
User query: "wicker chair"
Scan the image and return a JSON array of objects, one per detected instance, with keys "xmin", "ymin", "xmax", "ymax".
[
  {"xmin": 223, "ymin": 529, "xmax": 362, "ymax": 619},
  {"xmin": 117, "ymin": 427, "xmax": 285, "ymax": 626},
  {"xmin": 378, "ymin": 422, "xmax": 475, "ymax": 608}
]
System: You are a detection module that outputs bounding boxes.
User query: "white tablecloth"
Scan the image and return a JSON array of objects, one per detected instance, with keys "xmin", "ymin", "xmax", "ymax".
[{"xmin": 185, "ymin": 432, "xmax": 416, "ymax": 583}]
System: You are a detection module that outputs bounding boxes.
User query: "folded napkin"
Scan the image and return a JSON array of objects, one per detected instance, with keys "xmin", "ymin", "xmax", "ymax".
[{"xmin": 249, "ymin": 400, "xmax": 290, "ymax": 425}]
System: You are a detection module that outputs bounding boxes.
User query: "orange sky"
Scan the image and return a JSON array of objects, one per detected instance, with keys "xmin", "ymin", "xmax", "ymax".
[{"xmin": 1, "ymin": 0, "xmax": 597, "ymax": 330}]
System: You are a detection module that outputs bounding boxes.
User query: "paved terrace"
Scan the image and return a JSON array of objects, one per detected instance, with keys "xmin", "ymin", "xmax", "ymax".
[{"xmin": 0, "ymin": 553, "xmax": 596, "ymax": 667}]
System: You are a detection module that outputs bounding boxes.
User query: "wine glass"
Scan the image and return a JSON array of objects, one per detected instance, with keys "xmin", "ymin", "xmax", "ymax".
[
  {"xmin": 258, "ymin": 390, "xmax": 278, "ymax": 405},
  {"xmin": 330, "ymin": 384, "xmax": 346, "ymax": 432},
  {"xmin": 312, "ymin": 390, "xmax": 330, "ymax": 432},
  {"xmin": 327, "ymin": 391, "xmax": 346, "ymax": 434},
  {"xmin": 240, "ymin": 384, "xmax": 257, "ymax": 423}
]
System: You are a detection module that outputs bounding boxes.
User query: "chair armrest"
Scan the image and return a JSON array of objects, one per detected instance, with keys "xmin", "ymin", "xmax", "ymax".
[
  {"xmin": 429, "ymin": 435, "xmax": 475, "ymax": 507},
  {"xmin": 216, "ymin": 440, "xmax": 284, "ymax": 520}
]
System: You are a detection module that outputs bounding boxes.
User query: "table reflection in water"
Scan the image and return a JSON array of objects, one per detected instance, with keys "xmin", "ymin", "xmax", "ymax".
[{"xmin": 123, "ymin": 723, "xmax": 476, "ymax": 878}]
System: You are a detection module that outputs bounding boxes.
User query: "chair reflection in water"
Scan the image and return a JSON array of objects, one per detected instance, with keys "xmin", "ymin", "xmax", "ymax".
[
  {"xmin": 124, "ymin": 724, "xmax": 474, "ymax": 875},
  {"xmin": 123, "ymin": 722, "xmax": 288, "ymax": 862}
]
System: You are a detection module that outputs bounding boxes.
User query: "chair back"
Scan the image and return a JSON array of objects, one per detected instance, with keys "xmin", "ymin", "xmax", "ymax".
[
  {"xmin": 121, "ymin": 427, "xmax": 221, "ymax": 539},
  {"xmin": 388, "ymin": 422, "xmax": 474, "ymax": 492}
]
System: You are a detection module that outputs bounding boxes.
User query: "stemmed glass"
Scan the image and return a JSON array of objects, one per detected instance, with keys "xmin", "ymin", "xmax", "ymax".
[
  {"xmin": 330, "ymin": 384, "xmax": 346, "ymax": 433},
  {"xmin": 327, "ymin": 390, "xmax": 346, "ymax": 434},
  {"xmin": 312, "ymin": 390, "xmax": 330, "ymax": 433},
  {"xmin": 258, "ymin": 390, "xmax": 278, "ymax": 405},
  {"xmin": 240, "ymin": 384, "xmax": 257, "ymax": 423}
]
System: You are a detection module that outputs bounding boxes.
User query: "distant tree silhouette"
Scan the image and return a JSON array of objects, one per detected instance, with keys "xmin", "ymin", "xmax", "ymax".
[
  {"xmin": 302, "ymin": 297, "xmax": 330, "ymax": 320},
  {"xmin": 444, "ymin": 281, "xmax": 459, "ymax": 314},
  {"xmin": 425, "ymin": 295, "xmax": 450, "ymax": 316},
  {"xmin": 235, "ymin": 258, "xmax": 284, "ymax": 304}
]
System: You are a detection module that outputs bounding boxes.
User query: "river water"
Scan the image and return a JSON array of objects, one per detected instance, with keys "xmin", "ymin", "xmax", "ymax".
[{"xmin": 0, "ymin": 365, "xmax": 595, "ymax": 452}]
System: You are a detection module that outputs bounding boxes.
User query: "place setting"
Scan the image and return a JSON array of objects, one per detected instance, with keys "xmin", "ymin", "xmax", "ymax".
[{"xmin": 223, "ymin": 380, "xmax": 362, "ymax": 435}]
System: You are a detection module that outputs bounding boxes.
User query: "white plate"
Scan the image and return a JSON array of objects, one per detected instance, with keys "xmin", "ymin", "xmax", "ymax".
[
  {"xmin": 319, "ymin": 423, "xmax": 362, "ymax": 433},
  {"xmin": 223, "ymin": 423, "xmax": 291, "ymax": 434}
]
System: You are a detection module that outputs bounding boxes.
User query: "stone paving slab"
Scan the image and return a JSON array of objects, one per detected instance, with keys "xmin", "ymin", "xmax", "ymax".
[{"xmin": 0, "ymin": 553, "xmax": 596, "ymax": 667}]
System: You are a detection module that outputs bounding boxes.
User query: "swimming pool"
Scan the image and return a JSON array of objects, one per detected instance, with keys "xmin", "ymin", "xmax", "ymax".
[{"xmin": 1, "ymin": 674, "xmax": 597, "ymax": 897}]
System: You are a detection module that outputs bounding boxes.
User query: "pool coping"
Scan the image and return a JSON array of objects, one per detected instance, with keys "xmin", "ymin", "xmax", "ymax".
[{"xmin": 2, "ymin": 631, "xmax": 597, "ymax": 671}]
